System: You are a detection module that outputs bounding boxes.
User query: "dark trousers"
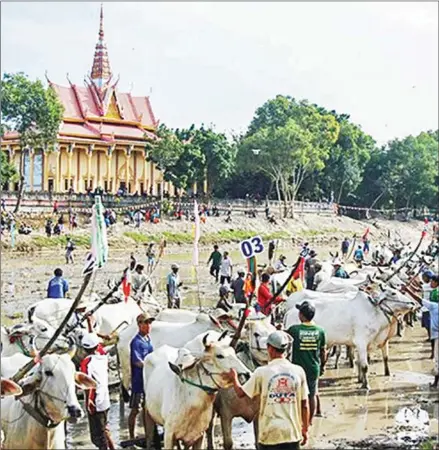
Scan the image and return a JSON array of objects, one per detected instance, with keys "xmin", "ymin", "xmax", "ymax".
[
  {"xmin": 210, "ymin": 265, "xmax": 219, "ymax": 282},
  {"xmin": 306, "ymin": 276, "xmax": 314, "ymax": 290},
  {"xmin": 259, "ymin": 441, "xmax": 300, "ymax": 450},
  {"xmin": 220, "ymin": 275, "xmax": 231, "ymax": 285}
]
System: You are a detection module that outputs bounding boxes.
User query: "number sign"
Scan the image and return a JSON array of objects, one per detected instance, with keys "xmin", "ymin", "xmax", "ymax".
[{"xmin": 240, "ymin": 236, "xmax": 265, "ymax": 259}]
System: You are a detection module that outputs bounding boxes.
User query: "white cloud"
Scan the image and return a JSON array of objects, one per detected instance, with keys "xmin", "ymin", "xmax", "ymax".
[{"xmin": 1, "ymin": 2, "xmax": 437, "ymax": 144}]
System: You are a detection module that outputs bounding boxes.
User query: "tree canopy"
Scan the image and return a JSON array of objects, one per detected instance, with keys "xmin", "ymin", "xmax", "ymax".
[{"xmin": 150, "ymin": 124, "xmax": 235, "ymax": 193}]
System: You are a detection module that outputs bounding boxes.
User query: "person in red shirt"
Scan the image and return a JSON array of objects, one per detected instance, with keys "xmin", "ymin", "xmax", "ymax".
[{"xmin": 257, "ymin": 273, "xmax": 282, "ymax": 316}]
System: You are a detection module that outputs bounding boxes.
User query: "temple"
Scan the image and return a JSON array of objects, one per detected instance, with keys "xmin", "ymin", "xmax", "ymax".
[{"xmin": 2, "ymin": 4, "xmax": 178, "ymax": 196}]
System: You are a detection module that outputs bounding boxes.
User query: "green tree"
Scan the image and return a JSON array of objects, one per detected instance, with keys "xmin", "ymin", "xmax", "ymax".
[
  {"xmin": 355, "ymin": 130, "xmax": 438, "ymax": 213},
  {"xmin": 151, "ymin": 125, "xmax": 235, "ymax": 194},
  {"xmin": 1, "ymin": 72, "xmax": 63, "ymax": 212},
  {"xmin": 0, "ymin": 150, "xmax": 18, "ymax": 187},
  {"xmin": 150, "ymin": 125, "xmax": 205, "ymax": 192},
  {"xmin": 239, "ymin": 96, "xmax": 339, "ymax": 217},
  {"xmin": 318, "ymin": 120, "xmax": 375, "ymax": 203}
]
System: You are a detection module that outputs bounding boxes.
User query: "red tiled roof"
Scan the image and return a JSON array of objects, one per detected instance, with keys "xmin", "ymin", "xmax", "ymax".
[{"xmin": 49, "ymin": 82, "xmax": 157, "ymax": 130}]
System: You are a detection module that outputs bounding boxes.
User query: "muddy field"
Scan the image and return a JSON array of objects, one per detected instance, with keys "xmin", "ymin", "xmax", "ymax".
[{"xmin": 1, "ymin": 233, "xmax": 438, "ymax": 449}]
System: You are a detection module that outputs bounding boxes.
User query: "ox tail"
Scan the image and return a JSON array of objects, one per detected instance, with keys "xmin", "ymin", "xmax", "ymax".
[{"xmin": 27, "ymin": 306, "xmax": 36, "ymax": 324}]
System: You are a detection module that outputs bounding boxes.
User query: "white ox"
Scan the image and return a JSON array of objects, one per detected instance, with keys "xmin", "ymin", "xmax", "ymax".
[
  {"xmin": 155, "ymin": 308, "xmax": 275, "ymax": 367},
  {"xmin": 117, "ymin": 313, "xmax": 224, "ymax": 393},
  {"xmin": 1, "ymin": 352, "xmax": 96, "ymax": 450},
  {"xmin": 1, "ymin": 318, "xmax": 57, "ymax": 357},
  {"xmin": 27, "ymin": 295, "xmax": 161, "ymax": 336},
  {"xmin": 284, "ymin": 287, "xmax": 417, "ymax": 389},
  {"xmin": 142, "ymin": 334, "xmax": 250, "ymax": 449}
]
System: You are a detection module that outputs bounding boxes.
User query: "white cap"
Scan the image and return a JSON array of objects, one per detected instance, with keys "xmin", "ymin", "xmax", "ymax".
[
  {"xmin": 267, "ymin": 331, "xmax": 291, "ymax": 351},
  {"xmin": 81, "ymin": 333, "xmax": 101, "ymax": 349}
]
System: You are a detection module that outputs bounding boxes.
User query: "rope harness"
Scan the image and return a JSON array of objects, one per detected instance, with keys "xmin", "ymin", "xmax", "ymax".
[{"xmin": 179, "ymin": 362, "xmax": 224, "ymax": 395}]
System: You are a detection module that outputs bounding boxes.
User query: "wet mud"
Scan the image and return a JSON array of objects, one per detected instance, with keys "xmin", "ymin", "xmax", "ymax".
[{"xmin": 1, "ymin": 249, "xmax": 438, "ymax": 449}]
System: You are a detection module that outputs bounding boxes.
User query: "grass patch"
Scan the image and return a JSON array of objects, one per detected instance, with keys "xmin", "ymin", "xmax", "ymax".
[
  {"xmin": 301, "ymin": 227, "xmax": 341, "ymax": 237},
  {"xmin": 123, "ymin": 230, "xmax": 290, "ymax": 246},
  {"xmin": 31, "ymin": 235, "xmax": 90, "ymax": 249}
]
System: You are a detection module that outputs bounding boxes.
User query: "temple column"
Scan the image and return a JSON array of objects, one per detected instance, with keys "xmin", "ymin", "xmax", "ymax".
[
  {"xmin": 125, "ymin": 145, "xmax": 133, "ymax": 193},
  {"xmin": 67, "ymin": 143, "xmax": 75, "ymax": 191},
  {"xmin": 106, "ymin": 145, "xmax": 114, "ymax": 194},
  {"xmin": 6, "ymin": 146, "xmax": 15, "ymax": 191},
  {"xmin": 150, "ymin": 161, "xmax": 155, "ymax": 195},
  {"xmin": 87, "ymin": 144, "xmax": 94, "ymax": 190},
  {"xmin": 143, "ymin": 158, "xmax": 148, "ymax": 194},
  {"xmin": 28, "ymin": 148, "xmax": 35, "ymax": 191},
  {"xmin": 54, "ymin": 145, "xmax": 61, "ymax": 192},
  {"xmin": 43, "ymin": 148, "xmax": 49, "ymax": 191}
]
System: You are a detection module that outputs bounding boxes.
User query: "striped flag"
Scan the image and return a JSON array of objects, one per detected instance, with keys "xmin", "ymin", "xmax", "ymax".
[
  {"xmin": 193, "ymin": 200, "xmax": 200, "ymax": 267},
  {"xmin": 83, "ymin": 196, "xmax": 108, "ymax": 275}
]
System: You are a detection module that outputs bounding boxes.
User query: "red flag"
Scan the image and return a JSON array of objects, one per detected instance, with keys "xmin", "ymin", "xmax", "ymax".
[
  {"xmin": 422, "ymin": 218, "xmax": 429, "ymax": 238},
  {"xmin": 363, "ymin": 227, "xmax": 370, "ymax": 240},
  {"xmin": 122, "ymin": 270, "xmax": 132, "ymax": 302},
  {"xmin": 293, "ymin": 257, "xmax": 306, "ymax": 282}
]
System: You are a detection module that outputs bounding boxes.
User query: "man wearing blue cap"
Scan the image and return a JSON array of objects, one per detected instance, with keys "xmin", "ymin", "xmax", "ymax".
[{"xmin": 226, "ymin": 330, "xmax": 310, "ymax": 449}]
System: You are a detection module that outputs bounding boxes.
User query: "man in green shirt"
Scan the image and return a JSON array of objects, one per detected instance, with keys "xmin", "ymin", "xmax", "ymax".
[
  {"xmin": 207, "ymin": 245, "xmax": 222, "ymax": 283},
  {"xmin": 287, "ymin": 301, "xmax": 327, "ymax": 425},
  {"xmin": 430, "ymin": 275, "xmax": 439, "ymax": 303}
]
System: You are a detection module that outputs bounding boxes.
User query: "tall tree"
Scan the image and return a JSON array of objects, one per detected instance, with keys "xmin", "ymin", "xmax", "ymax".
[
  {"xmin": 151, "ymin": 125, "xmax": 235, "ymax": 194},
  {"xmin": 355, "ymin": 130, "xmax": 438, "ymax": 212},
  {"xmin": 239, "ymin": 96, "xmax": 339, "ymax": 217},
  {"xmin": 1, "ymin": 72, "xmax": 63, "ymax": 212},
  {"xmin": 318, "ymin": 120, "xmax": 375, "ymax": 203}
]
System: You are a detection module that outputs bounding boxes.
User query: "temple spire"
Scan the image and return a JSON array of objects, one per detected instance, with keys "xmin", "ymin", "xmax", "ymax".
[{"xmin": 90, "ymin": 3, "xmax": 112, "ymax": 91}]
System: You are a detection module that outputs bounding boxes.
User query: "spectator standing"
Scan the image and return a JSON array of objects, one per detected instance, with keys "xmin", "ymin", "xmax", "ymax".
[
  {"xmin": 80, "ymin": 333, "xmax": 115, "ymax": 450},
  {"xmin": 341, "ymin": 238, "xmax": 350, "ymax": 259},
  {"xmin": 65, "ymin": 237, "xmax": 76, "ymax": 264},
  {"xmin": 305, "ymin": 250, "xmax": 318, "ymax": 290},
  {"xmin": 146, "ymin": 243, "xmax": 156, "ymax": 274},
  {"xmin": 166, "ymin": 264, "xmax": 182, "ymax": 308},
  {"xmin": 129, "ymin": 313, "xmax": 155, "ymax": 440},
  {"xmin": 47, "ymin": 268, "xmax": 69, "ymax": 298},
  {"xmin": 225, "ymin": 331, "xmax": 310, "ymax": 450},
  {"xmin": 231, "ymin": 271, "xmax": 246, "ymax": 304},
  {"xmin": 207, "ymin": 245, "xmax": 222, "ymax": 282},
  {"xmin": 287, "ymin": 301, "xmax": 327, "ymax": 425},
  {"xmin": 219, "ymin": 251, "xmax": 233, "ymax": 285}
]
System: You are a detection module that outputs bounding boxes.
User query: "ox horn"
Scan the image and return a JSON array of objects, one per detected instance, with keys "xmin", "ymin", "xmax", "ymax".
[
  {"xmin": 218, "ymin": 330, "xmax": 228, "ymax": 341},
  {"xmin": 202, "ymin": 333, "xmax": 210, "ymax": 348},
  {"xmin": 66, "ymin": 336, "xmax": 77, "ymax": 359},
  {"xmin": 379, "ymin": 283, "xmax": 385, "ymax": 292}
]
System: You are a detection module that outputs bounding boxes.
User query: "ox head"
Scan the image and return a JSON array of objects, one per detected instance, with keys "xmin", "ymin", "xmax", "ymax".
[
  {"xmin": 169, "ymin": 333, "xmax": 251, "ymax": 389},
  {"xmin": 376, "ymin": 286, "xmax": 418, "ymax": 316},
  {"xmin": 1, "ymin": 378, "xmax": 23, "ymax": 397},
  {"xmin": 241, "ymin": 316, "xmax": 276, "ymax": 365},
  {"xmin": 19, "ymin": 342, "xmax": 96, "ymax": 424}
]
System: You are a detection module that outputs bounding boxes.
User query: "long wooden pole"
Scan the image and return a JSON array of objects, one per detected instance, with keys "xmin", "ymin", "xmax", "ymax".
[{"xmin": 12, "ymin": 272, "xmax": 93, "ymax": 383}]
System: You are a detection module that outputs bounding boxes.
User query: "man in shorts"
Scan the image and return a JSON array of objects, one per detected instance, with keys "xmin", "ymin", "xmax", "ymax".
[
  {"xmin": 129, "ymin": 313, "xmax": 155, "ymax": 440},
  {"xmin": 226, "ymin": 330, "xmax": 310, "ymax": 450},
  {"xmin": 286, "ymin": 301, "xmax": 327, "ymax": 425},
  {"xmin": 80, "ymin": 333, "xmax": 115, "ymax": 450}
]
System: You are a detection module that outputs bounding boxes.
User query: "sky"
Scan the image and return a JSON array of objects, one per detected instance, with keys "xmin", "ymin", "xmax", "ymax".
[{"xmin": 1, "ymin": 2, "xmax": 438, "ymax": 144}]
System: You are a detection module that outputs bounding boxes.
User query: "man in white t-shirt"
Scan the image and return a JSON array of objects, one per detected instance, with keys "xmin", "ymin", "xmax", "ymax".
[
  {"xmin": 80, "ymin": 333, "xmax": 115, "ymax": 450},
  {"xmin": 225, "ymin": 331, "xmax": 309, "ymax": 450},
  {"xmin": 219, "ymin": 252, "xmax": 233, "ymax": 285}
]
